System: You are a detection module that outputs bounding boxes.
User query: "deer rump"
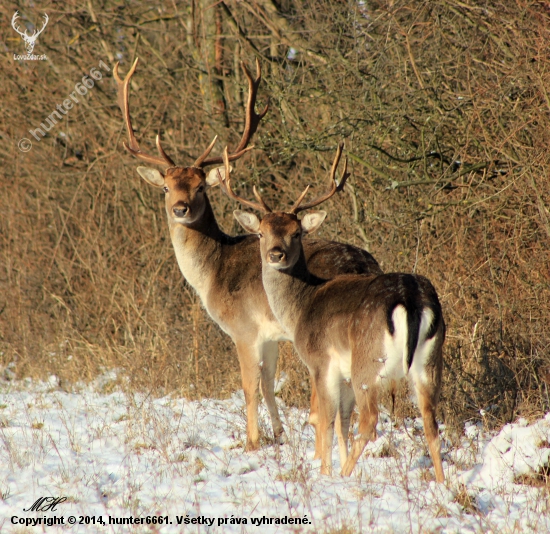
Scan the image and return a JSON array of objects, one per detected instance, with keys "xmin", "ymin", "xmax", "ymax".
[{"xmin": 295, "ymin": 272, "xmax": 444, "ymax": 390}]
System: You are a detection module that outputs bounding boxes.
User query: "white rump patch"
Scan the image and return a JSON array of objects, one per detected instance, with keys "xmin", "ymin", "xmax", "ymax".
[
  {"xmin": 378, "ymin": 305, "xmax": 408, "ymax": 384},
  {"xmin": 378, "ymin": 305, "xmax": 436, "ymax": 385},
  {"xmin": 377, "ymin": 305, "xmax": 436, "ymax": 390},
  {"xmin": 409, "ymin": 308, "xmax": 436, "ymax": 386}
]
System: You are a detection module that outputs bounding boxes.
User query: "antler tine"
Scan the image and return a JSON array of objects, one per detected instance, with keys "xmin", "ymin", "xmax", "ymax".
[
  {"xmin": 217, "ymin": 147, "xmax": 272, "ymax": 213},
  {"xmin": 289, "ymin": 185, "xmax": 311, "ymax": 213},
  {"xmin": 11, "ymin": 12, "xmax": 27, "ymax": 38},
  {"xmin": 252, "ymin": 185, "xmax": 272, "ymax": 213},
  {"xmin": 35, "ymin": 13, "xmax": 48, "ymax": 36},
  {"xmin": 291, "ymin": 143, "xmax": 349, "ymax": 214},
  {"xmin": 192, "ymin": 135, "xmax": 218, "ymax": 168},
  {"xmin": 197, "ymin": 58, "xmax": 268, "ymax": 168},
  {"xmin": 337, "ymin": 156, "xmax": 350, "ymax": 193},
  {"xmin": 114, "ymin": 58, "xmax": 175, "ymax": 168},
  {"xmin": 236, "ymin": 58, "xmax": 269, "ymax": 153},
  {"xmin": 155, "ymin": 134, "xmax": 175, "ymax": 167}
]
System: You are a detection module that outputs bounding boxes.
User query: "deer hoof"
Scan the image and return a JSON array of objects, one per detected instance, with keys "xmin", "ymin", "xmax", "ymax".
[
  {"xmin": 245, "ymin": 440, "xmax": 260, "ymax": 452},
  {"xmin": 274, "ymin": 430, "xmax": 287, "ymax": 445}
]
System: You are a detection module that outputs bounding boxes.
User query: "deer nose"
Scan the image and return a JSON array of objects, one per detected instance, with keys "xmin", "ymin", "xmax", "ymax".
[
  {"xmin": 172, "ymin": 203, "xmax": 190, "ymax": 218},
  {"xmin": 268, "ymin": 248, "xmax": 286, "ymax": 263}
]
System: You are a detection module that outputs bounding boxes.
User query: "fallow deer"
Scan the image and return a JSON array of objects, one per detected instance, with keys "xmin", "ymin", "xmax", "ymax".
[
  {"xmin": 114, "ymin": 59, "xmax": 382, "ymax": 452},
  {"xmin": 225, "ymin": 145, "xmax": 445, "ymax": 482}
]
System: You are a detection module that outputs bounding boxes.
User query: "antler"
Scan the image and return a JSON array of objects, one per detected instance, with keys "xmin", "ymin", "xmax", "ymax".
[
  {"xmin": 194, "ymin": 58, "xmax": 269, "ymax": 168},
  {"xmin": 114, "ymin": 58, "xmax": 176, "ymax": 168},
  {"xmin": 11, "ymin": 12, "xmax": 28, "ymax": 38},
  {"xmin": 290, "ymin": 143, "xmax": 350, "ymax": 214},
  {"xmin": 33, "ymin": 13, "xmax": 49, "ymax": 37},
  {"xmin": 218, "ymin": 143, "xmax": 349, "ymax": 215},
  {"xmin": 115, "ymin": 58, "xmax": 267, "ymax": 170},
  {"xmin": 12, "ymin": 12, "xmax": 49, "ymax": 39},
  {"xmin": 217, "ymin": 146, "xmax": 272, "ymax": 213}
]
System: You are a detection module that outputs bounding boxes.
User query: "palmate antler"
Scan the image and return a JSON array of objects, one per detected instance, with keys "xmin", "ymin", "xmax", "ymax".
[
  {"xmin": 12, "ymin": 12, "xmax": 49, "ymax": 54},
  {"xmin": 218, "ymin": 143, "xmax": 350, "ymax": 214},
  {"xmin": 114, "ymin": 57, "xmax": 269, "ymax": 170}
]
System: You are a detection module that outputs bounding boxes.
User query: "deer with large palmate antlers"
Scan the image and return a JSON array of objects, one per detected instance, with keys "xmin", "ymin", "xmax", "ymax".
[
  {"xmin": 225, "ymin": 145, "xmax": 445, "ymax": 481},
  {"xmin": 115, "ymin": 59, "xmax": 382, "ymax": 452}
]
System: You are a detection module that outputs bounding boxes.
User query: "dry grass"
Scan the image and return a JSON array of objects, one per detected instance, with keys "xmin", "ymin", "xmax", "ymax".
[
  {"xmin": 453, "ymin": 484, "xmax": 480, "ymax": 513},
  {"xmin": 1, "ymin": 0, "xmax": 549, "ymax": 438}
]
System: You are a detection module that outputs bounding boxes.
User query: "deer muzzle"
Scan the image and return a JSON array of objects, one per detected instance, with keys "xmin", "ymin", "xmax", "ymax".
[
  {"xmin": 268, "ymin": 248, "xmax": 286, "ymax": 264},
  {"xmin": 172, "ymin": 202, "xmax": 190, "ymax": 219}
]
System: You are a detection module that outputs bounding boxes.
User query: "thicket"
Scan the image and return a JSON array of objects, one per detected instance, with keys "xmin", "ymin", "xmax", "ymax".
[{"xmin": 1, "ymin": 0, "xmax": 549, "ymax": 436}]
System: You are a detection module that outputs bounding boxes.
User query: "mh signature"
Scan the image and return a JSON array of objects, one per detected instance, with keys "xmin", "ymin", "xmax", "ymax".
[{"xmin": 23, "ymin": 496, "xmax": 67, "ymax": 512}]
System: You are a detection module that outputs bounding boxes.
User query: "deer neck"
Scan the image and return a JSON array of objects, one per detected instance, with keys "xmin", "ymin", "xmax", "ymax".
[
  {"xmin": 168, "ymin": 195, "xmax": 224, "ymax": 297},
  {"xmin": 261, "ymin": 247, "xmax": 318, "ymax": 340}
]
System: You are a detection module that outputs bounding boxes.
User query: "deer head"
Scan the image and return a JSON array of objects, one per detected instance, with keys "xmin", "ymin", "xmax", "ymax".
[
  {"xmin": 12, "ymin": 11, "xmax": 49, "ymax": 54},
  {"xmin": 221, "ymin": 143, "xmax": 350, "ymax": 269},
  {"xmin": 114, "ymin": 58, "xmax": 268, "ymax": 226}
]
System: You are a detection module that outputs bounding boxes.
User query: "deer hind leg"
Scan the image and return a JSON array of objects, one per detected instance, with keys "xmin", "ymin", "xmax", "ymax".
[
  {"xmin": 259, "ymin": 341, "xmax": 285, "ymax": 444},
  {"xmin": 235, "ymin": 340, "xmax": 262, "ymax": 451},
  {"xmin": 336, "ymin": 380, "xmax": 355, "ymax": 469},
  {"xmin": 389, "ymin": 379, "xmax": 397, "ymax": 419},
  {"xmin": 308, "ymin": 379, "xmax": 322, "ymax": 460},
  {"xmin": 341, "ymin": 385, "xmax": 378, "ymax": 477},
  {"xmin": 410, "ymin": 333, "xmax": 444, "ymax": 483},
  {"xmin": 415, "ymin": 380, "xmax": 444, "ymax": 483},
  {"xmin": 315, "ymin": 377, "xmax": 339, "ymax": 476}
]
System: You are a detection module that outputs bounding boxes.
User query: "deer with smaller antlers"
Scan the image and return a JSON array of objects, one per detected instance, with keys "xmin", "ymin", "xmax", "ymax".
[
  {"xmin": 11, "ymin": 11, "xmax": 49, "ymax": 54},
  {"xmin": 222, "ymin": 145, "xmax": 445, "ymax": 481},
  {"xmin": 115, "ymin": 59, "xmax": 382, "ymax": 454}
]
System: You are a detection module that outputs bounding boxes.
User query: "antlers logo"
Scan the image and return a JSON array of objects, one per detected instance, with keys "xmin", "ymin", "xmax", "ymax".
[{"xmin": 11, "ymin": 11, "xmax": 49, "ymax": 55}]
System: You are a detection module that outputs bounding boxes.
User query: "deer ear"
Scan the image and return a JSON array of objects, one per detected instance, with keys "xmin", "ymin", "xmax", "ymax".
[
  {"xmin": 233, "ymin": 210, "xmax": 261, "ymax": 234},
  {"xmin": 137, "ymin": 167, "xmax": 164, "ymax": 187},
  {"xmin": 206, "ymin": 165, "xmax": 232, "ymax": 187},
  {"xmin": 301, "ymin": 211, "xmax": 327, "ymax": 235}
]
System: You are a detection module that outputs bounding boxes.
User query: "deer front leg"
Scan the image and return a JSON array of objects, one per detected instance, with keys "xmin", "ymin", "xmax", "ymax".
[
  {"xmin": 259, "ymin": 340, "xmax": 285, "ymax": 444},
  {"xmin": 308, "ymin": 379, "xmax": 322, "ymax": 459},
  {"xmin": 336, "ymin": 381, "xmax": 355, "ymax": 468},
  {"xmin": 311, "ymin": 375, "xmax": 347, "ymax": 462},
  {"xmin": 316, "ymin": 379, "xmax": 338, "ymax": 476},
  {"xmin": 235, "ymin": 341, "xmax": 261, "ymax": 451}
]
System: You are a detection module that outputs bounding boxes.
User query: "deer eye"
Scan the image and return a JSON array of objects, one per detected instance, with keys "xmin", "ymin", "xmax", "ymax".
[
  {"xmin": 197, "ymin": 185, "xmax": 205, "ymax": 193},
  {"xmin": 292, "ymin": 232, "xmax": 301, "ymax": 239},
  {"xmin": 163, "ymin": 186, "xmax": 169, "ymax": 193}
]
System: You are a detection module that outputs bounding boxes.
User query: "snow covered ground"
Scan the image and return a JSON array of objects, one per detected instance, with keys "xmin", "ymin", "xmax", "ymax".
[{"xmin": 1, "ymin": 373, "xmax": 549, "ymax": 533}]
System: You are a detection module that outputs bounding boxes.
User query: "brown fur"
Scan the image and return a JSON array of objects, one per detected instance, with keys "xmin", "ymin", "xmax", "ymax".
[
  {"xmin": 235, "ymin": 210, "xmax": 445, "ymax": 481},
  {"xmin": 142, "ymin": 167, "xmax": 382, "ymax": 452}
]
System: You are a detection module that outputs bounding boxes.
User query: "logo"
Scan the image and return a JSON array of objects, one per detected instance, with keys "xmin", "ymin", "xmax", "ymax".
[
  {"xmin": 23, "ymin": 496, "xmax": 67, "ymax": 512},
  {"xmin": 11, "ymin": 11, "xmax": 48, "ymax": 60}
]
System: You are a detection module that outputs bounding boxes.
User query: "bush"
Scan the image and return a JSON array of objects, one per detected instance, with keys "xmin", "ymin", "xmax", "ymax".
[{"xmin": 1, "ymin": 0, "xmax": 549, "ymax": 436}]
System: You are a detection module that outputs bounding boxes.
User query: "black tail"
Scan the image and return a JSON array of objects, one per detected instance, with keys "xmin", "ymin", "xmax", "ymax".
[
  {"xmin": 386, "ymin": 275, "xmax": 441, "ymax": 370},
  {"xmin": 405, "ymin": 294, "xmax": 422, "ymax": 370}
]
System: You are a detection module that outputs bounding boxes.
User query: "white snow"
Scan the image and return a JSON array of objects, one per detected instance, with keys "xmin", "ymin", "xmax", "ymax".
[{"xmin": 0, "ymin": 373, "xmax": 549, "ymax": 533}]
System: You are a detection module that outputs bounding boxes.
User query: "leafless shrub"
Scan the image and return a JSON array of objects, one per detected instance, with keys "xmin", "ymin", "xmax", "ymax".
[{"xmin": 1, "ymin": 0, "xmax": 549, "ymax": 436}]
